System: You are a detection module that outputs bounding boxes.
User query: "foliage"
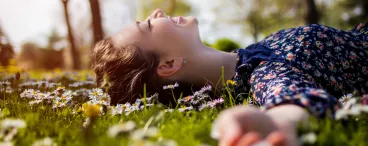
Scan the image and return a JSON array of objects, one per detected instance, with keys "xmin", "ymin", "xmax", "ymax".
[
  {"xmin": 139, "ymin": 0, "xmax": 191, "ymax": 19},
  {"xmin": 17, "ymin": 42, "xmax": 64, "ymax": 70},
  {"xmin": 202, "ymin": 41, "xmax": 212, "ymax": 47},
  {"xmin": 320, "ymin": 0, "xmax": 368, "ymax": 30},
  {"xmin": 212, "ymin": 38, "xmax": 240, "ymax": 52},
  {"xmin": 0, "ymin": 71, "xmax": 367, "ymax": 145}
]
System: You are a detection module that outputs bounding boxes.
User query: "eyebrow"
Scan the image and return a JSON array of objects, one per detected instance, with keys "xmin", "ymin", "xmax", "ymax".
[{"xmin": 136, "ymin": 21, "xmax": 141, "ymax": 31}]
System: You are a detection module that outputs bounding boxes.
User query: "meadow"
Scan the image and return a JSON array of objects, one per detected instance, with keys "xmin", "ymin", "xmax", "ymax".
[{"xmin": 0, "ymin": 68, "xmax": 368, "ymax": 146}]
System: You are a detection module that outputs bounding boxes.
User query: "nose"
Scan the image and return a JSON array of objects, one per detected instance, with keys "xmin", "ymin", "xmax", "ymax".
[
  {"xmin": 145, "ymin": 9, "xmax": 165, "ymax": 21},
  {"xmin": 154, "ymin": 9, "xmax": 165, "ymax": 18}
]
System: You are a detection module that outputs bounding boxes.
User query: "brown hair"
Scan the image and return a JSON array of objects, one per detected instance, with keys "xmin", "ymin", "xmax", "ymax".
[
  {"xmin": 91, "ymin": 38, "xmax": 161, "ymax": 104},
  {"xmin": 91, "ymin": 39, "xmax": 201, "ymax": 105}
]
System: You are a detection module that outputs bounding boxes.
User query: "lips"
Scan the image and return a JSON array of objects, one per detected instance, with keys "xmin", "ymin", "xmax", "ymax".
[{"xmin": 170, "ymin": 16, "xmax": 184, "ymax": 25}]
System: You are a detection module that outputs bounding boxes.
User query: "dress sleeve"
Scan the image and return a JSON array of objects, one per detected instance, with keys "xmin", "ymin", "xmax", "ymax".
[{"xmin": 249, "ymin": 61, "xmax": 338, "ymax": 118}]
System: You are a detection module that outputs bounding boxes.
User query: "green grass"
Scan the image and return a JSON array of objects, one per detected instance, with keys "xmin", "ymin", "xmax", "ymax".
[{"xmin": 0, "ymin": 71, "xmax": 368, "ymax": 146}]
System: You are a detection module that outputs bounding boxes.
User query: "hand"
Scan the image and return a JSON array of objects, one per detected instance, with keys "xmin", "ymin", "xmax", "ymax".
[
  {"xmin": 212, "ymin": 106, "xmax": 279, "ymax": 146},
  {"xmin": 213, "ymin": 105, "xmax": 308, "ymax": 146}
]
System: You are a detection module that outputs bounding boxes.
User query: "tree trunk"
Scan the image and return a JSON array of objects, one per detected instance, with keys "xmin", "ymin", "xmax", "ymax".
[
  {"xmin": 62, "ymin": 0, "xmax": 81, "ymax": 70},
  {"xmin": 89, "ymin": 0, "xmax": 104, "ymax": 44},
  {"xmin": 305, "ymin": 0, "xmax": 319, "ymax": 24},
  {"xmin": 0, "ymin": 23, "xmax": 15, "ymax": 66}
]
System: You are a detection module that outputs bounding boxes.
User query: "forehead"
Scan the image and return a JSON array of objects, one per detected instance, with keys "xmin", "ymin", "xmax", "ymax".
[{"xmin": 110, "ymin": 24, "xmax": 143, "ymax": 47}]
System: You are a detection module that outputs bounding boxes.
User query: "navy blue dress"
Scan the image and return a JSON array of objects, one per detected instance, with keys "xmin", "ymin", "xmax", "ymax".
[{"xmin": 232, "ymin": 23, "xmax": 368, "ymax": 117}]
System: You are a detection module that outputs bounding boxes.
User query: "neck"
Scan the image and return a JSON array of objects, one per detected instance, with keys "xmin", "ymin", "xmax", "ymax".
[{"xmin": 181, "ymin": 45, "xmax": 238, "ymax": 89}]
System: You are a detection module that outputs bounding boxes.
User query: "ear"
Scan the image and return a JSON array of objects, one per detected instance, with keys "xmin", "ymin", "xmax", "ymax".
[{"xmin": 157, "ymin": 57, "xmax": 184, "ymax": 77}]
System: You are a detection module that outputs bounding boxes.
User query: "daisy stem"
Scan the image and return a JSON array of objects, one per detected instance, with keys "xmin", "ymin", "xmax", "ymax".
[
  {"xmin": 143, "ymin": 116, "xmax": 154, "ymax": 132},
  {"xmin": 143, "ymin": 83, "xmax": 147, "ymax": 112},
  {"xmin": 175, "ymin": 92, "xmax": 183, "ymax": 109},
  {"xmin": 221, "ymin": 66, "xmax": 225, "ymax": 86},
  {"xmin": 171, "ymin": 89, "xmax": 177, "ymax": 108}
]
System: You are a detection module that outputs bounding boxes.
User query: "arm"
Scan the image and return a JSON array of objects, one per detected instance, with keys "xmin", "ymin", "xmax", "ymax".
[{"xmin": 250, "ymin": 61, "xmax": 338, "ymax": 118}]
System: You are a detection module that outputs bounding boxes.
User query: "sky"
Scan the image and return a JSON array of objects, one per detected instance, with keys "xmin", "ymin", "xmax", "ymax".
[{"xmin": 0, "ymin": 0, "xmax": 251, "ymax": 52}]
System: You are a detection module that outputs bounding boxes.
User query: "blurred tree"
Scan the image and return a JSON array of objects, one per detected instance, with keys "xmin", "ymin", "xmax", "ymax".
[
  {"xmin": 139, "ymin": 0, "xmax": 191, "ymax": 19},
  {"xmin": 17, "ymin": 43, "xmax": 40, "ymax": 69},
  {"xmin": 89, "ymin": 0, "xmax": 104, "ymax": 44},
  {"xmin": 47, "ymin": 29, "xmax": 64, "ymax": 50},
  {"xmin": 61, "ymin": 0, "xmax": 81, "ymax": 70},
  {"xmin": 305, "ymin": 0, "xmax": 319, "ymax": 24},
  {"xmin": 202, "ymin": 41, "xmax": 212, "ymax": 47},
  {"xmin": 320, "ymin": 0, "xmax": 367, "ymax": 29},
  {"xmin": 213, "ymin": 38, "xmax": 240, "ymax": 52},
  {"xmin": 18, "ymin": 42, "xmax": 64, "ymax": 70},
  {"xmin": 212, "ymin": 0, "xmax": 323, "ymax": 43},
  {"xmin": 217, "ymin": 0, "xmax": 302, "ymax": 42},
  {"xmin": 0, "ymin": 24, "xmax": 15, "ymax": 66}
]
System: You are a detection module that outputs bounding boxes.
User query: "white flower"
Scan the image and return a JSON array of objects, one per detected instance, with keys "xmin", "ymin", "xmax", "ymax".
[
  {"xmin": 210, "ymin": 119, "xmax": 219, "ymax": 139},
  {"xmin": 193, "ymin": 85, "xmax": 212, "ymax": 97},
  {"xmin": 0, "ymin": 141, "xmax": 13, "ymax": 146},
  {"xmin": 3, "ymin": 128, "xmax": 18, "ymax": 142},
  {"xmin": 343, "ymin": 97, "xmax": 357, "ymax": 110},
  {"xmin": 61, "ymin": 90, "xmax": 73, "ymax": 101},
  {"xmin": 163, "ymin": 82, "xmax": 179, "ymax": 90},
  {"xmin": 140, "ymin": 104, "xmax": 154, "ymax": 110},
  {"xmin": 82, "ymin": 118, "xmax": 91, "ymax": 128},
  {"xmin": 2, "ymin": 118, "xmax": 26, "ymax": 129},
  {"xmin": 20, "ymin": 89, "xmax": 39, "ymax": 98},
  {"xmin": 359, "ymin": 105, "xmax": 368, "ymax": 112},
  {"xmin": 43, "ymin": 92, "xmax": 54, "ymax": 100},
  {"xmin": 32, "ymin": 137, "xmax": 56, "ymax": 146},
  {"xmin": 165, "ymin": 109, "xmax": 174, "ymax": 113},
  {"xmin": 69, "ymin": 82, "xmax": 84, "ymax": 88},
  {"xmin": 178, "ymin": 106, "xmax": 193, "ymax": 112},
  {"xmin": 29, "ymin": 100, "xmax": 43, "ymax": 105},
  {"xmin": 199, "ymin": 103, "xmax": 211, "ymax": 111},
  {"xmin": 299, "ymin": 132, "xmax": 317, "ymax": 144},
  {"xmin": 335, "ymin": 109, "xmax": 349, "ymax": 120},
  {"xmin": 107, "ymin": 121, "xmax": 136, "ymax": 137},
  {"xmin": 339, "ymin": 94, "xmax": 353, "ymax": 105},
  {"xmin": 145, "ymin": 93, "xmax": 158, "ymax": 103},
  {"xmin": 131, "ymin": 127, "xmax": 158, "ymax": 140},
  {"xmin": 348, "ymin": 105, "xmax": 362, "ymax": 116},
  {"xmin": 0, "ymin": 81, "xmax": 11, "ymax": 86},
  {"xmin": 88, "ymin": 88, "xmax": 103, "ymax": 100},
  {"xmin": 110, "ymin": 105, "xmax": 123, "ymax": 116}
]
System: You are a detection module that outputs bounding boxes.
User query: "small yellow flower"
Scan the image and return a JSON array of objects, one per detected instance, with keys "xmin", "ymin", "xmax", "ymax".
[
  {"xmin": 83, "ymin": 103, "xmax": 101, "ymax": 118},
  {"xmin": 226, "ymin": 80, "xmax": 235, "ymax": 86}
]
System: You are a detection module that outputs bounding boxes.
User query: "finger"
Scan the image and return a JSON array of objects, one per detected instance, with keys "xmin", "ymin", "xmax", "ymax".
[
  {"xmin": 218, "ymin": 120, "xmax": 243, "ymax": 146},
  {"xmin": 266, "ymin": 132, "xmax": 287, "ymax": 146},
  {"xmin": 235, "ymin": 132, "xmax": 261, "ymax": 146}
]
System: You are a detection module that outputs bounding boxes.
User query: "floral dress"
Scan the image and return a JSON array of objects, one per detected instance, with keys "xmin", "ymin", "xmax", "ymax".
[{"xmin": 232, "ymin": 23, "xmax": 368, "ymax": 117}]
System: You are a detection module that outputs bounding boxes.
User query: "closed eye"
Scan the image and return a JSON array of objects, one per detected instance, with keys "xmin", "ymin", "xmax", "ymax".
[
  {"xmin": 148, "ymin": 19, "xmax": 152, "ymax": 30},
  {"xmin": 136, "ymin": 20, "xmax": 151, "ymax": 32}
]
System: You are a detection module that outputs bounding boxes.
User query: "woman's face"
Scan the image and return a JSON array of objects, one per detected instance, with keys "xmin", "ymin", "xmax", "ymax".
[{"xmin": 111, "ymin": 9, "xmax": 201, "ymax": 57}]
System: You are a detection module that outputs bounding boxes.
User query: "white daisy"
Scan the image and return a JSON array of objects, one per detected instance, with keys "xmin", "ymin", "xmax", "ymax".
[
  {"xmin": 131, "ymin": 127, "xmax": 158, "ymax": 140},
  {"xmin": 163, "ymin": 82, "xmax": 179, "ymax": 90},
  {"xmin": 107, "ymin": 121, "xmax": 136, "ymax": 137},
  {"xmin": 32, "ymin": 137, "xmax": 56, "ymax": 146},
  {"xmin": 339, "ymin": 93, "xmax": 353, "ymax": 105},
  {"xmin": 2, "ymin": 118, "xmax": 26, "ymax": 129}
]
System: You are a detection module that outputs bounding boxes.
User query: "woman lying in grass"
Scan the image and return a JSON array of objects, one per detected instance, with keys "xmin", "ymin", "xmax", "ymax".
[{"xmin": 91, "ymin": 9, "xmax": 368, "ymax": 146}]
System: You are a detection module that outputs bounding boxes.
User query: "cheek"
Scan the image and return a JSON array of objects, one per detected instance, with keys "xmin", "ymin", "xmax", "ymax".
[
  {"xmin": 153, "ymin": 21, "xmax": 182, "ymax": 39},
  {"xmin": 152, "ymin": 22, "xmax": 186, "ymax": 46}
]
